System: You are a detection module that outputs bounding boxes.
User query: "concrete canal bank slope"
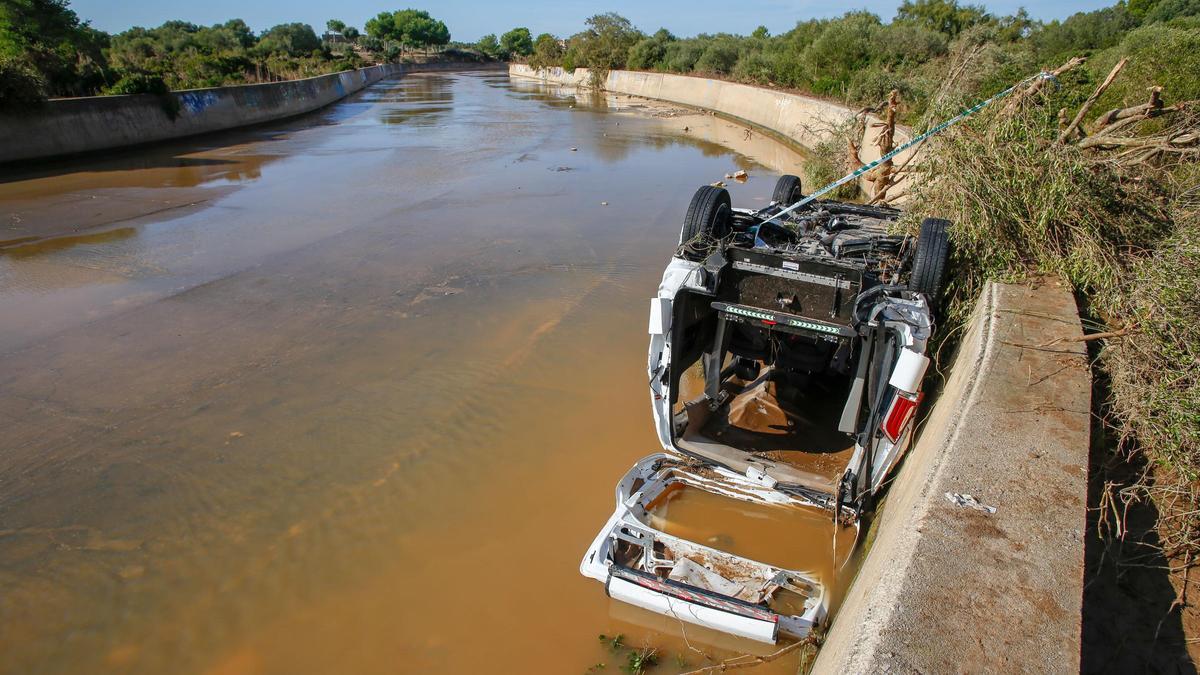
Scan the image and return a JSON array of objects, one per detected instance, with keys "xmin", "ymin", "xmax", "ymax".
[
  {"xmin": 0, "ymin": 62, "xmax": 504, "ymax": 164},
  {"xmin": 508, "ymin": 64, "xmax": 915, "ymax": 194},
  {"xmin": 816, "ymin": 281, "xmax": 1090, "ymax": 673}
]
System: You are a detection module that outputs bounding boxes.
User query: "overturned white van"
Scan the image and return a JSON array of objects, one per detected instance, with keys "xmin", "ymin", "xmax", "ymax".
[{"xmin": 581, "ymin": 176, "xmax": 949, "ymax": 643}]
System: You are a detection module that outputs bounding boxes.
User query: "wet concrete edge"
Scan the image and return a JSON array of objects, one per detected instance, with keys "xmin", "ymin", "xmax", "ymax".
[
  {"xmin": 814, "ymin": 281, "xmax": 1089, "ymax": 673},
  {"xmin": 508, "ymin": 64, "xmax": 917, "ymax": 198}
]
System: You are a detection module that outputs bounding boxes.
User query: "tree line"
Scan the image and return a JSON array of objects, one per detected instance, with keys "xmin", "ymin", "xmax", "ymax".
[
  {"xmin": 488, "ymin": 0, "xmax": 1200, "ymax": 122},
  {"xmin": 0, "ymin": 2, "xmax": 459, "ymax": 108}
]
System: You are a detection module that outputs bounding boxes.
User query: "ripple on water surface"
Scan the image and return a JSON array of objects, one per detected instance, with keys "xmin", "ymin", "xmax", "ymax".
[{"xmin": 0, "ymin": 72, "xmax": 819, "ymax": 674}]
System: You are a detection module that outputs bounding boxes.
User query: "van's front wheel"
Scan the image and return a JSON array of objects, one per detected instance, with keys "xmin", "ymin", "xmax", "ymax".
[
  {"xmin": 772, "ymin": 174, "xmax": 803, "ymax": 204},
  {"xmin": 680, "ymin": 185, "xmax": 732, "ymax": 244},
  {"xmin": 909, "ymin": 217, "xmax": 951, "ymax": 301}
]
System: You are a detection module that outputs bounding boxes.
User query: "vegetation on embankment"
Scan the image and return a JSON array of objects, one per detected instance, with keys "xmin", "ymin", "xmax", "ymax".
[
  {"xmin": 891, "ymin": 61, "xmax": 1197, "ymax": 663},
  {"xmin": 0, "ymin": 2, "xmax": 483, "ymax": 108},
  {"xmin": 894, "ymin": 36, "xmax": 1197, "ymax": 635},
  {"xmin": 496, "ymin": 1, "xmax": 1199, "ymax": 122}
]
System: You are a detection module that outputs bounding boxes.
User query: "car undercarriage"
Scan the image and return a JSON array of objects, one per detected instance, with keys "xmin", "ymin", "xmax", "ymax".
[{"xmin": 581, "ymin": 176, "xmax": 950, "ymax": 643}]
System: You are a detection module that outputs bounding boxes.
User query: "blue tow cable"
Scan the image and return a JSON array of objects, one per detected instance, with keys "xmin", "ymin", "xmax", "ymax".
[{"xmin": 754, "ymin": 69, "xmax": 1057, "ymax": 239}]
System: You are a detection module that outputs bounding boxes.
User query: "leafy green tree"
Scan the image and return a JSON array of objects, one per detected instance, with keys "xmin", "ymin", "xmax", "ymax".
[
  {"xmin": 802, "ymin": 11, "xmax": 882, "ymax": 92},
  {"xmin": 326, "ymin": 19, "xmax": 346, "ymax": 34},
  {"xmin": 222, "ymin": 19, "xmax": 256, "ymax": 49},
  {"xmin": 500, "ymin": 27, "xmax": 533, "ymax": 56},
  {"xmin": 627, "ymin": 37, "xmax": 665, "ymax": 69},
  {"xmin": 257, "ymin": 23, "xmax": 321, "ymax": 57},
  {"xmin": 365, "ymin": 12, "xmax": 395, "ymax": 40},
  {"xmin": 360, "ymin": 35, "xmax": 383, "ymax": 53},
  {"xmin": 0, "ymin": 0, "xmax": 109, "ymax": 97},
  {"xmin": 1144, "ymin": 0, "xmax": 1200, "ymax": 22},
  {"xmin": 573, "ymin": 12, "xmax": 641, "ymax": 72},
  {"xmin": 895, "ymin": 0, "xmax": 989, "ymax": 36},
  {"xmin": 1033, "ymin": 4, "xmax": 1138, "ymax": 57},
  {"xmin": 342, "ymin": 26, "xmax": 360, "ymax": 42},
  {"xmin": 0, "ymin": 54, "xmax": 47, "ymax": 108},
  {"xmin": 476, "ymin": 33, "xmax": 502, "ymax": 58},
  {"xmin": 365, "ymin": 10, "xmax": 450, "ymax": 54},
  {"xmin": 529, "ymin": 32, "xmax": 562, "ymax": 68},
  {"xmin": 694, "ymin": 35, "xmax": 740, "ymax": 74}
]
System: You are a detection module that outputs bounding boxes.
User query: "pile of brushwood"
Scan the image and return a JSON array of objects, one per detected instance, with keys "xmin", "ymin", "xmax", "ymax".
[{"xmin": 892, "ymin": 53, "xmax": 1199, "ymax": 572}]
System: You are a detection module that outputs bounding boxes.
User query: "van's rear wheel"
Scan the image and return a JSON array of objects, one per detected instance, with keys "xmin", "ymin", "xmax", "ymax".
[
  {"xmin": 909, "ymin": 217, "xmax": 951, "ymax": 300},
  {"xmin": 772, "ymin": 174, "xmax": 803, "ymax": 204},
  {"xmin": 680, "ymin": 185, "xmax": 732, "ymax": 244}
]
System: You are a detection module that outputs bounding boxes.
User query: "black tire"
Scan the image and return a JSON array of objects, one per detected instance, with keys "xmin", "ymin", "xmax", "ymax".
[
  {"xmin": 909, "ymin": 217, "xmax": 951, "ymax": 300},
  {"xmin": 680, "ymin": 185, "xmax": 732, "ymax": 244},
  {"xmin": 772, "ymin": 174, "xmax": 803, "ymax": 204}
]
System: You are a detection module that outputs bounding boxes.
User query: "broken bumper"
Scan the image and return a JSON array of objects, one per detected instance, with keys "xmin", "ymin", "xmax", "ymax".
[
  {"xmin": 606, "ymin": 565, "xmax": 791, "ymax": 643},
  {"xmin": 580, "ymin": 454, "xmax": 829, "ymax": 644}
]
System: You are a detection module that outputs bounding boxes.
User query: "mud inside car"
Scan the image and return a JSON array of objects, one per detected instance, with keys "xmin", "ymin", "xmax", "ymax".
[{"xmin": 580, "ymin": 176, "xmax": 950, "ymax": 643}]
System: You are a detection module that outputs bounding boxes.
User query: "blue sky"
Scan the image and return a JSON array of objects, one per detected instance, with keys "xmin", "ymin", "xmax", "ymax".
[{"xmin": 71, "ymin": 0, "xmax": 1116, "ymax": 42}]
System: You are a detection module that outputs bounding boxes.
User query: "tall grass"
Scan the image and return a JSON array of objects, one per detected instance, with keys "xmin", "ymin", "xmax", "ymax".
[
  {"xmin": 900, "ymin": 102, "xmax": 1172, "ymax": 322},
  {"xmin": 901, "ymin": 79, "xmax": 1200, "ymax": 554}
]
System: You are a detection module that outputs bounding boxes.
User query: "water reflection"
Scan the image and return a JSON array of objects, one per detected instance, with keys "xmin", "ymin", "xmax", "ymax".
[
  {"xmin": 503, "ymin": 76, "xmax": 805, "ymax": 172},
  {"xmin": 1, "ymin": 227, "xmax": 136, "ymax": 258},
  {"xmin": 378, "ymin": 74, "xmax": 455, "ymax": 126}
]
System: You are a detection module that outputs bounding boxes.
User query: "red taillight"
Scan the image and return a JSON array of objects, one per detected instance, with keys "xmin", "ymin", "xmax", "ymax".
[{"xmin": 881, "ymin": 390, "xmax": 922, "ymax": 442}]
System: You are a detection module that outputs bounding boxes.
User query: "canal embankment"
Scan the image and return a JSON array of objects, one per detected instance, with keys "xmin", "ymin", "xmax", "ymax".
[
  {"xmin": 815, "ymin": 281, "xmax": 1089, "ymax": 672},
  {"xmin": 509, "ymin": 64, "xmax": 916, "ymax": 196},
  {"xmin": 0, "ymin": 61, "xmax": 505, "ymax": 164},
  {"xmin": 511, "ymin": 64, "xmax": 1092, "ymax": 669}
]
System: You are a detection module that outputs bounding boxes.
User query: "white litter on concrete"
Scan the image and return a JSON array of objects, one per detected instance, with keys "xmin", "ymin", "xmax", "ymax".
[{"xmin": 944, "ymin": 492, "xmax": 997, "ymax": 514}]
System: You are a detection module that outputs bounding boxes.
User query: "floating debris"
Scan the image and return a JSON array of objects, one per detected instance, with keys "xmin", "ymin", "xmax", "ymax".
[
  {"xmin": 733, "ymin": 169, "xmax": 748, "ymax": 182},
  {"xmin": 710, "ymin": 181, "xmax": 726, "ymax": 188}
]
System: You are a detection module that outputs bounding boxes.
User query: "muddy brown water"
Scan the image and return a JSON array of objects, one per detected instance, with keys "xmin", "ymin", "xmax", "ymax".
[{"xmin": 0, "ymin": 72, "xmax": 842, "ymax": 674}]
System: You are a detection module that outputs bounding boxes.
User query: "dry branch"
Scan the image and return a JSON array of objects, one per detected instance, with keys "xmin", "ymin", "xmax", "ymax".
[
  {"xmin": 1059, "ymin": 58, "xmax": 1127, "ymax": 144},
  {"xmin": 677, "ymin": 639, "xmax": 810, "ymax": 674},
  {"xmin": 1095, "ymin": 87, "xmax": 1164, "ymax": 130},
  {"xmin": 1003, "ymin": 56, "xmax": 1086, "ymax": 114}
]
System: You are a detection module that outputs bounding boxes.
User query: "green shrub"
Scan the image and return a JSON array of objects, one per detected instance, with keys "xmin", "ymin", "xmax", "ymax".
[
  {"xmin": 847, "ymin": 68, "xmax": 925, "ymax": 109},
  {"xmin": 105, "ymin": 73, "xmax": 169, "ymax": 96},
  {"xmin": 1089, "ymin": 24, "xmax": 1200, "ymax": 113},
  {"xmin": 895, "ymin": 0, "xmax": 990, "ymax": 36},
  {"xmin": 900, "ymin": 103, "xmax": 1170, "ymax": 321},
  {"xmin": 0, "ymin": 56, "xmax": 47, "ymax": 110},
  {"xmin": 661, "ymin": 40, "xmax": 706, "ymax": 72},
  {"xmin": 803, "ymin": 123, "xmax": 865, "ymax": 202},
  {"xmin": 693, "ymin": 41, "xmax": 739, "ymax": 74},
  {"xmin": 730, "ymin": 51, "xmax": 774, "ymax": 84},
  {"xmin": 529, "ymin": 33, "xmax": 563, "ymax": 69},
  {"xmin": 1145, "ymin": 0, "xmax": 1200, "ymax": 22},
  {"xmin": 1033, "ymin": 4, "xmax": 1138, "ymax": 59},
  {"xmin": 626, "ymin": 37, "xmax": 665, "ymax": 70},
  {"xmin": 570, "ymin": 12, "xmax": 641, "ymax": 75}
]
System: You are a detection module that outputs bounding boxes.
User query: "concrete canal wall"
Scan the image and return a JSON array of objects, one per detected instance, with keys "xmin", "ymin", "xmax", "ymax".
[
  {"xmin": 0, "ymin": 61, "xmax": 505, "ymax": 164},
  {"xmin": 815, "ymin": 282, "xmax": 1089, "ymax": 673},
  {"xmin": 508, "ymin": 64, "xmax": 916, "ymax": 196}
]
